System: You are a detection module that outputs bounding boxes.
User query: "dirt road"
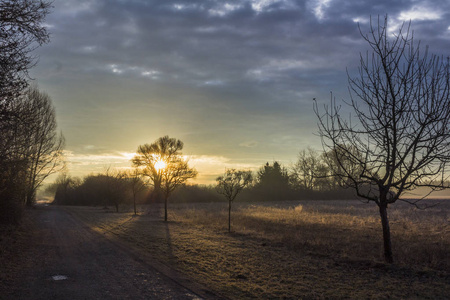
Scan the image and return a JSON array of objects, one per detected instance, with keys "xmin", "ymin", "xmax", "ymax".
[{"xmin": 1, "ymin": 205, "xmax": 215, "ymax": 300}]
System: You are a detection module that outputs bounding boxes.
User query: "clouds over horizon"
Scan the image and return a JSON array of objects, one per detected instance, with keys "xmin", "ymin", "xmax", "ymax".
[{"xmin": 32, "ymin": 0, "xmax": 450, "ymax": 183}]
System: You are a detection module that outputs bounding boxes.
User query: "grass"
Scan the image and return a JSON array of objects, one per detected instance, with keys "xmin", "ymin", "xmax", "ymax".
[{"xmin": 65, "ymin": 200, "xmax": 449, "ymax": 299}]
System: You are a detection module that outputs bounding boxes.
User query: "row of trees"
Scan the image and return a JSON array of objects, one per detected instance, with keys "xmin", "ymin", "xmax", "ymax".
[
  {"xmin": 52, "ymin": 170, "xmax": 144, "ymax": 213},
  {"xmin": 0, "ymin": 0, "xmax": 64, "ymax": 224}
]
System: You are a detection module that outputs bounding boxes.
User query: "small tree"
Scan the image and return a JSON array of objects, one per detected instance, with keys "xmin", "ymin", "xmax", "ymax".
[
  {"xmin": 314, "ymin": 16, "xmax": 450, "ymax": 263},
  {"xmin": 216, "ymin": 169, "xmax": 253, "ymax": 232},
  {"xmin": 132, "ymin": 136, "xmax": 197, "ymax": 221},
  {"xmin": 126, "ymin": 168, "xmax": 147, "ymax": 215}
]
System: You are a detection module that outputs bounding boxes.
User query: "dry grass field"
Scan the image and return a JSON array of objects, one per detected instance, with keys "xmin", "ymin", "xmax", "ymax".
[{"xmin": 66, "ymin": 200, "xmax": 449, "ymax": 299}]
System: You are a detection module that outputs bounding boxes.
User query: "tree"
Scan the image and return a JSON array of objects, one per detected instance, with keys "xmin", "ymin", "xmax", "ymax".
[
  {"xmin": 132, "ymin": 136, "xmax": 183, "ymax": 202},
  {"xmin": 126, "ymin": 168, "xmax": 147, "ymax": 215},
  {"xmin": 255, "ymin": 161, "xmax": 291, "ymax": 200},
  {"xmin": 314, "ymin": 16, "xmax": 450, "ymax": 263},
  {"xmin": 216, "ymin": 169, "xmax": 253, "ymax": 232},
  {"xmin": 0, "ymin": 0, "xmax": 51, "ymax": 100},
  {"xmin": 0, "ymin": 0, "xmax": 52, "ymax": 223},
  {"xmin": 53, "ymin": 173, "xmax": 80, "ymax": 206},
  {"xmin": 132, "ymin": 136, "xmax": 197, "ymax": 221},
  {"xmin": 23, "ymin": 86, "xmax": 65, "ymax": 206},
  {"xmin": 291, "ymin": 148, "xmax": 328, "ymax": 191},
  {"xmin": 103, "ymin": 169, "xmax": 129, "ymax": 213}
]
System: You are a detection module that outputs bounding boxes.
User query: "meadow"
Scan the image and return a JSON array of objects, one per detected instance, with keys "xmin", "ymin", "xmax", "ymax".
[{"xmin": 66, "ymin": 199, "xmax": 449, "ymax": 299}]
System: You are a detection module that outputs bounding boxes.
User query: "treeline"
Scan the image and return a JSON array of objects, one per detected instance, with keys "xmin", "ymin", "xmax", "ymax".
[
  {"xmin": 51, "ymin": 151, "xmax": 357, "ymax": 210},
  {"xmin": 0, "ymin": 1, "xmax": 63, "ymax": 224},
  {"xmin": 50, "ymin": 171, "xmax": 146, "ymax": 212}
]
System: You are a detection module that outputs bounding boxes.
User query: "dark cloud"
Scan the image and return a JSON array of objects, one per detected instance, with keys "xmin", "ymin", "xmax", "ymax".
[{"xmin": 31, "ymin": 0, "xmax": 450, "ymax": 180}]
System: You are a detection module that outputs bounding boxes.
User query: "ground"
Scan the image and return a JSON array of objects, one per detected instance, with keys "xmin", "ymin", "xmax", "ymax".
[
  {"xmin": 1, "ymin": 200, "xmax": 449, "ymax": 299},
  {"xmin": 0, "ymin": 205, "xmax": 218, "ymax": 300}
]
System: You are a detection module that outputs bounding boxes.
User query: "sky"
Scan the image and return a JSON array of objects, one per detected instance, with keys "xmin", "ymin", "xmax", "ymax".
[{"xmin": 30, "ymin": 0, "xmax": 450, "ymax": 184}]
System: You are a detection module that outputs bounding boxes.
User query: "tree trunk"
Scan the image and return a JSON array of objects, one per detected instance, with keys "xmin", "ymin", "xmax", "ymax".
[
  {"xmin": 25, "ymin": 189, "xmax": 35, "ymax": 207},
  {"xmin": 378, "ymin": 203, "xmax": 393, "ymax": 263},
  {"xmin": 164, "ymin": 196, "xmax": 168, "ymax": 222},
  {"xmin": 228, "ymin": 200, "xmax": 231, "ymax": 233},
  {"xmin": 133, "ymin": 196, "xmax": 137, "ymax": 215}
]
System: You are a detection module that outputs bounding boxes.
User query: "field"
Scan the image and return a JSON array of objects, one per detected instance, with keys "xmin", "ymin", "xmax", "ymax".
[{"xmin": 66, "ymin": 200, "xmax": 449, "ymax": 299}]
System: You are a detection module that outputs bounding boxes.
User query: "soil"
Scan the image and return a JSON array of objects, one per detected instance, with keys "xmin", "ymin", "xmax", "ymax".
[{"xmin": 0, "ymin": 205, "xmax": 221, "ymax": 300}]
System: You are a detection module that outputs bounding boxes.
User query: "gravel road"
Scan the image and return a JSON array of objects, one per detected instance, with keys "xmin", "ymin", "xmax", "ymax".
[{"xmin": 2, "ymin": 205, "xmax": 212, "ymax": 300}]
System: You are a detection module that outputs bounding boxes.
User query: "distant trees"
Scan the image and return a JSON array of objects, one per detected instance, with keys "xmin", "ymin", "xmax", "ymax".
[
  {"xmin": 216, "ymin": 169, "xmax": 253, "ymax": 232},
  {"xmin": 291, "ymin": 148, "xmax": 328, "ymax": 191},
  {"xmin": 315, "ymin": 16, "xmax": 450, "ymax": 263},
  {"xmin": 53, "ymin": 173, "xmax": 81, "ymax": 206},
  {"xmin": 254, "ymin": 161, "xmax": 292, "ymax": 200},
  {"xmin": 132, "ymin": 136, "xmax": 197, "ymax": 221},
  {"xmin": 53, "ymin": 170, "xmax": 143, "ymax": 212}
]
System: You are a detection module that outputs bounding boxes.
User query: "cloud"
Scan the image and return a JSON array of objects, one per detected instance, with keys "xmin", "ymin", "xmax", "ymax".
[{"xmin": 32, "ymin": 0, "xmax": 450, "ymax": 184}]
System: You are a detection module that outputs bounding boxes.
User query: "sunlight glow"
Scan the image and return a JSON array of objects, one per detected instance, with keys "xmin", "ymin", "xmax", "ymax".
[{"xmin": 154, "ymin": 160, "xmax": 166, "ymax": 171}]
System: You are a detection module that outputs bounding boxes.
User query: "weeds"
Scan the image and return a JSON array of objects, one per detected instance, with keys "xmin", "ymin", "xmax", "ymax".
[{"xmin": 67, "ymin": 200, "xmax": 450, "ymax": 299}]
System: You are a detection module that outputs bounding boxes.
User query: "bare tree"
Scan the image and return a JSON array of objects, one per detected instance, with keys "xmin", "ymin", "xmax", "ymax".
[
  {"xmin": 0, "ymin": 0, "xmax": 52, "ymax": 223},
  {"xmin": 23, "ymin": 86, "xmax": 64, "ymax": 206},
  {"xmin": 0, "ymin": 0, "xmax": 51, "ymax": 100},
  {"xmin": 314, "ymin": 16, "xmax": 450, "ymax": 263},
  {"xmin": 132, "ymin": 136, "xmax": 183, "ymax": 202},
  {"xmin": 291, "ymin": 148, "xmax": 325, "ymax": 190},
  {"xmin": 132, "ymin": 136, "xmax": 197, "ymax": 221},
  {"xmin": 126, "ymin": 168, "xmax": 147, "ymax": 215},
  {"xmin": 216, "ymin": 169, "xmax": 253, "ymax": 232}
]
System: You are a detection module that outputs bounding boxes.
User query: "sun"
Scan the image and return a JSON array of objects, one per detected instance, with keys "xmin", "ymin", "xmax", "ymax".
[{"xmin": 154, "ymin": 159, "xmax": 166, "ymax": 171}]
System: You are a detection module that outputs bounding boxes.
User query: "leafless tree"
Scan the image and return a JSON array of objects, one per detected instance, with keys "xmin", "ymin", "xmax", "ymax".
[
  {"xmin": 132, "ymin": 136, "xmax": 183, "ymax": 202},
  {"xmin": 291, "ymin": 148, "xmax": 326, "ymax": 190},
  {"xmin": 0, "ymin": 0, "xmax": 52, "ymax": 223},
  {"xmin": 0, "ymin": 0, "xmax": 51, "ymax": 100},
  {"xmin": 126, "ymin": 168, "xmax": 147, "ymax": 215},
  {"xmin": 23, "ymin": 86, "xmax": 64, "ymax": 206},
  {"xmin": 314, "ymin": 16, "xmax": 450, "ymax": 263},
  {"xmin": 216, "ymin": 169, "xmax": 253, "ymax": 232},
  {"xmin": 132, "ymin": 136, "xmax": 197, "ymax": 221}
]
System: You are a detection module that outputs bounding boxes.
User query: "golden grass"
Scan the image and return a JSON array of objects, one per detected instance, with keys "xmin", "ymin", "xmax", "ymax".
[{"xmin": 66, "ymin": 200, "xmax": 450, "ymax": 299}]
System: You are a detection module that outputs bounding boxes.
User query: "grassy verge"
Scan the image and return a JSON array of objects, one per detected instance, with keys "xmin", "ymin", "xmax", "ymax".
[{"xmin": 66, "ymin": 200, "xmax": 449, "ymax": 299}]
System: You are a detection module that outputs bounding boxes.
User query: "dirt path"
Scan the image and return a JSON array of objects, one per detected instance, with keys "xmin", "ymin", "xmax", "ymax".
[{"xmin": 0, "ymin": 205, "xmax": 216, "ymax": 300}]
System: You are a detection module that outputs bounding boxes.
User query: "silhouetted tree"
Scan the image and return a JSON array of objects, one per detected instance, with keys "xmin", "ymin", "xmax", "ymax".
[
  {"xmin": 315, "ymin": 16, "xmax": 450, "ymax": 263},
  {"xmin": 0, "ymin": 0, "xmax": 51, "ymax": 224},
  {"xmin": 132, "ymin": 136, "xmax": 183, "ymax": 202},
  {"xmin": 126, "ymin": 168, "xmax": 147, "ymax": 215},
  {"xmin": 23, "ymin": 86, "xmax": 64, "ymax": 206},
  {"xmin": 255, "ymin": 161, "xmax": 291, "ymax": 200},
  {"xmin": 53, "ymin": 173, "xmax": 81, "ymax": 206},
  {"xmin": 291, "ymin": 148, "xmax": 327, "ymax": 191},
  {"xmin": 104, "ymin": 169, "xmax": 129, "ymax": 212},
  {"xmin": 216, "ymin": 169, "xmax": 253, "ymax": 232},
  {"xmin": 0, "ymin": 0, "xmax": 51, "ymax": 100},
  {"xmin": 132, "ymin": 136, "xmax": 197, "ymax": 221}
]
